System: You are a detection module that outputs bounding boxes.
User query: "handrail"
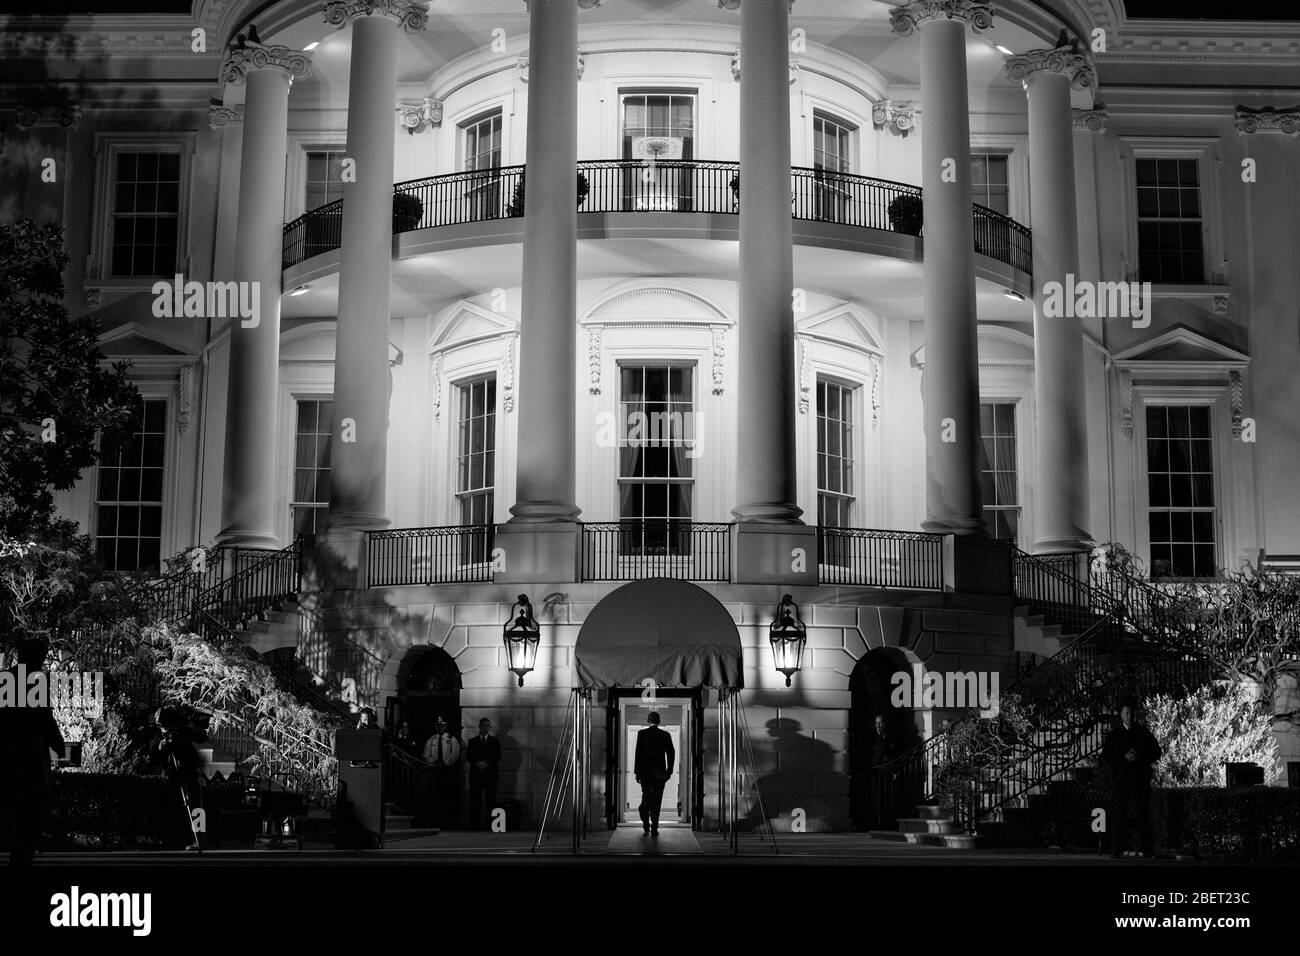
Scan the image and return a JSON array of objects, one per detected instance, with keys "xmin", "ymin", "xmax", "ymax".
[
  {"xmin": 281, "ymin": 160, "xmax": 1033, "ymax": 273},
  {"xmin": 816, "ymin": 526, "xmax": 944, "ymax": 589},
  {"xmin": 579, "ymin": 520, "xmax": 732, "ymax": 582},
  {"xmin": 192, "ymin": 539, "xmax": 301, "ymax": 638},
  {"xmin": 366, "ymin": 524, "xmax": 494, "ymax": 586},
  {"xmin": 384, "ymin": 743, "xmax": 438, "ymax": 823}
]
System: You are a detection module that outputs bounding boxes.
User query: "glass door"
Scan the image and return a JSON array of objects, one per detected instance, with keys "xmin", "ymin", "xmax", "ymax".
[{"xmin": 620, "ymin": 92, "xmax": 696, "ymax": 212}]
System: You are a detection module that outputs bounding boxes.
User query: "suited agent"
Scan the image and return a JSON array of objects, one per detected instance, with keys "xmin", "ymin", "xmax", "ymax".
[
  {"xmin": 465, "ymin": 717, "xmax": 502, "ymax": 831},
  {"xmin": 1103, "ymin": 702, "xmax": 1163, "ymax": 859},
  {"xmin": 422, "ymin": 716, "xmax": 463, "ymax": 828},
  {"xmin": 0, "ymin": 640, "xmax": 66, "ymax": 866},
  {"xmin": 634, "ymin": 711, "xmax": 675, "ymax": 837}
]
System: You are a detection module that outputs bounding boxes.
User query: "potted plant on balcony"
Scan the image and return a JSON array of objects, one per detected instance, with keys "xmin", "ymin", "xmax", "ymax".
[
  {"xmin": 888, "ymin": 194, "xmax": 923, "ymax": 236},
  {"xmin": 392, "ymin": 191, "xmax": 424, "ymax": 232},
  {"xmin": 505, "ymin": 171, "xmax": 591, "ymax": 217}
]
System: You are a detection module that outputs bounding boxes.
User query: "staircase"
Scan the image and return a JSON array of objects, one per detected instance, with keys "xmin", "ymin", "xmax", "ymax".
[{"xmin": 869, "ymin": 547, "xmax": 1216, "ymax": 847}]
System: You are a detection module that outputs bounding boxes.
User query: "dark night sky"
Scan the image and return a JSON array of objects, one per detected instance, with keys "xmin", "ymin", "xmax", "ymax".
[{"xmin": 4, "ymin": 0, "xmax": 1300, "ymax": 21}]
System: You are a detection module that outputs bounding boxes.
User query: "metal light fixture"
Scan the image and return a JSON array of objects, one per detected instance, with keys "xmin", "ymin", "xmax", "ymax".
[
  {"xmin": 769, "ymin": 593, "xmax": 806, "ymax": 688},
  {"xmin": 503, "ymin": 594, "xmax": 540, "ymax": 687},
  {"xmin": 1003, "ymin": 289, "xmax": 1025, "ymax": 301},
  {"xmin": 289, "ymin": 284, "xmax": 310, "ymax": 296}
]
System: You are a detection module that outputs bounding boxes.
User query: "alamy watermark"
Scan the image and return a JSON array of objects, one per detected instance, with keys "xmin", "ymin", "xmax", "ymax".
[
  {"xmin": 890, "ymin": 664, "xmax": 999, "ymax": 717},
  {"xmin": 151, "ymin": 274, "xmax": 261, "ymax": 327},
  {"xmin": 593, "ymin": 409, "xmax": 703, "ymax": 459},
  {"xmin": 1042, "ymin": 273, "xmax": 1153, "ymax": 328},
  {"xmin": 1, "ymin": 665, "xmax": 105, "ymax": 717}
]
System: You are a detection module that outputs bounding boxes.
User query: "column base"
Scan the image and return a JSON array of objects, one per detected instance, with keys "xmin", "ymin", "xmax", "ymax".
[
  {"xmin": 922, "ymin": 515, "xmax": 988, "ymax": 536},
  {"xmin": 944, "ymin": 534, "xmax": 1012, "ymax": 596},
  {"xmin": 730, "ymin": 502, "xmax": 805, "ymax": 523},
  {"xmin": 325, "ymin": 511, "xmax": 390, "ymax": 534},
  {"xmin": 732, "ymin": 523, "xmax": 818, "ymax": 585},
  {"xmin": 492, "ymin": 521, "xmax": 580, "ymax": 583},
  {"xmin": 214, "ymin": 528, "xmax": 282, "ymax": 550},
  {"xmin": 308, "ymin": 527, "xmax": 367, "ymax": 591},
  {"xmin": 507, "ymin": 501, "xmax": 582, "ymax": 523},
  {"xmin": 1031, "ymin": 534, "xmax": 1094, "ymax": 554}
]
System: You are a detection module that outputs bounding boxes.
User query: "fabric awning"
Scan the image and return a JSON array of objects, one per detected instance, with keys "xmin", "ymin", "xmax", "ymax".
[{"xmin": 574, "ymin": 578, "xmax": 744, "ymax": 690}]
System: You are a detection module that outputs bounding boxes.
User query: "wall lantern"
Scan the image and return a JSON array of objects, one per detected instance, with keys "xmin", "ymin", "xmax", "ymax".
[
  {"xmin": 503, "ymin": 594, "xmax": 540, "ymax": 687},
  {"xmin": 769, "ymin": 593, "xmax": 806, "ymax": 687}
]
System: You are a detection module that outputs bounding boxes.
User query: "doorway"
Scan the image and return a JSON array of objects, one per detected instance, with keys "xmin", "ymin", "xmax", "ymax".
[{"xmin": 606, "ymin": 688, "xmax": 703, "ymax": 829}]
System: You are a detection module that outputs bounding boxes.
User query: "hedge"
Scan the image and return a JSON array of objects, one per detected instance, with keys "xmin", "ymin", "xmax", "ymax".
[{"xmin": 1152, "ymin": 786, "xmax": 1300, "ymax": 863}]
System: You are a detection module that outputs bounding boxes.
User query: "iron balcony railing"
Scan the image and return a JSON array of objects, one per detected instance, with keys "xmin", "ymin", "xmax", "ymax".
[
  {"xmin": 579, "ymin": 520, "xmax": 732, "ymax": 582},
  {"xmin": 366, "ymin": 525, "xmax": 495, "ymax": 586},
  {"xmin": 816, "ymin": 527, "xmax": 944, "ymax": 590},
  {"xmin": 282, "ymin": 159, "xmax": 1032, "ymax": 273}
]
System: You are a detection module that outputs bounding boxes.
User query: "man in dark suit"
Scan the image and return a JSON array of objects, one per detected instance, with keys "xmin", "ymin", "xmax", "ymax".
[
  {"xmin": 1103, "ymin": 702, "xmax": 1163, "ymax": 859},
  {"xmin": 0, "ymin": 640, "xmax": 66, "ymax": 866},
  {"xmin": 465, "ymin": 717, "xmax": 502, "ymax": 831},
  {"xmin": 634, "ymin": 711, "xmax": 675, "ymax": 837}
]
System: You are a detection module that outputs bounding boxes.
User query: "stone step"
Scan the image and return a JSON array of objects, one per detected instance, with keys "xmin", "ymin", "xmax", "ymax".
[
  {"xmin": 869, "ymin": 829, "xmax": 981, "ymax": 849},
  {"xmin": 896, "ymin": 817, "xmax": 956, "ymax": 835},
  {"xmin": 912, "ymin": 803, "xmax": 948, "ymax": 820}
]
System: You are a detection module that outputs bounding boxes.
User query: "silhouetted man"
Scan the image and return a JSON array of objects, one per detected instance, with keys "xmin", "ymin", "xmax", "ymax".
[
  {"xmin": 634, "ymin": 711, "xmax": 674, "ymax": 837},
  {"xmin": 0, "ymin": 640, "xmax": 65, "ymax": 866},
  {"xmin": 869, "ymin": 714, "xmax": 896, "ymax": 828},
  {"xmin": 465, "ymin": 717, "xmax": 502, "ymax": 831},
  {"xmin": 1103, "ymin": 702, "xmax": 1162, "ymax": 859},
  {"xmin": 392, "ymin": 720, "xmax": 420, "ymax": 758}
]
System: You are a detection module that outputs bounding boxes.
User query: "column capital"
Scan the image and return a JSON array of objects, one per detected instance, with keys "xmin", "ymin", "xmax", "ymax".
[
  {"xmin": 716, "ymin": 1, "xmax": 795, "ymax": 10},
  {"xmin": 873, "ymin": 98, "xmax": 919, "ymax": 135},
  {"xmin": 1006, "ymin": 42, "xmax": 1096, "ymax": 92},
  {"xmin": 220, "ymin": 41, "xmax": 313, "ymax": 87},
  {"xmin": 889, "ymin": 1, "xmax": 994, "ymax": 37},
  {"xmin": 1072, "ymin": 105, "xmax": 1107, "ymax": 132},
  {"xmin": 397, "ymin": 96, "xmax": 442, "ymax": 133},
  {"xmin": 209, "ymin": 103, "xmax": 244, "ymax": 129},
  {"xmin": 1234, "ymin": 104, "xmax": 1300, "ymax": 134},
  {"xmin": 323, "ymin": 0, "xmax": 428, "ymax": 32}
]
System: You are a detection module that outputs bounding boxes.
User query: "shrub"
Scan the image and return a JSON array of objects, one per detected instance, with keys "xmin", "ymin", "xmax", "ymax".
[
  {"xmin": 1152, "ymin": 786, "xmax": 1300, "ymax": 863},
  {"xmin": 44, "ymin": 772, "xmax": 194, "ymax": 851},
  {"xmin": 887, "ymin": 194, "xmax": 923, "ymax": 236},
  {"xmin": 1145, "ymin": 680, "xmax": 1281, "ymax": 787}
]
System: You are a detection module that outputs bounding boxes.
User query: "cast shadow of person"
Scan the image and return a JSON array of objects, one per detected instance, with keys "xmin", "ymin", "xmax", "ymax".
[
  {"xmin": 743, "ymin": 717, "xmax": 837, "ymax": 834},
  {"xmin": 494, "ymin": 715, "xmax": 523, "ymax": 812}
]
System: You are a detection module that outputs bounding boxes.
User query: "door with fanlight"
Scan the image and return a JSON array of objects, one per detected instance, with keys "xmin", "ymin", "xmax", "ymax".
[{"xmin": 620, "ymin": 91, "xmax": 695, "ymax": 212}]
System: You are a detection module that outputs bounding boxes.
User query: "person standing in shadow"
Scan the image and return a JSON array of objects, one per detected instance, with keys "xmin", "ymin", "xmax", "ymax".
[
  {"xmin": 1103, "ymin": 702, "xmax": 1162, "ymax": 859},
  {"xmin": 465, "ymin": 717, "xmax": 501, "ymax": 831},
  {"xmin": 634, "ymin": 711, "xmax": 674, "ymax": 838},
  {"xmin": 0, "ymin": 640, "xmax": 66, "ymax": 866}
]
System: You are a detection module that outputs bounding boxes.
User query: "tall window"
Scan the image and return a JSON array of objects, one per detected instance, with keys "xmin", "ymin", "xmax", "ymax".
[
  {"xmin": 817, "ymin": 380, "xmax": 855, "ymax": 529},
  {"xmin": 292, "ymin": 399, "xmax": 333, "ymax": 536},
  {"xmin": 1136, "ymin": 158, "xmax": 1204, "ymax": 283},
  {"xmin": 621, "ymin": 92, "xmax": 695, "ymax": 211},
  {"xmin": 618, "ymin": 365, "xmax": 694, "ymax": 555},
  {"xmin": 110, "ymin": 152, "xmax": 180, "ymax": 276},
  {"xmin": 96, "ymin": 398, "xmax": 166, "ymax": 572},
  {"xmin": 461, "ymin": 111, "xmax": 504, "ymax": 219},
  {"xmin": 812, "ymin": 112, "xmax": 855, "ymax": 222},
  {"xmin": 456, "ymin": 378, "xmax": 496, "ymax": 527},
  {"xmin": 970, "ymin": 152, "xmax": 1009, "ymax": 215},
  {"xmin": 979, "ymin": 402, "xmax": 1019, "ymax": 541},
  {"xmin": 1147, "ymin": 405, "xmax": 1216, "ymax": 578},
  {"xmin": 304, "ymin": 150, "xmax": 347, "ymax": 210}
]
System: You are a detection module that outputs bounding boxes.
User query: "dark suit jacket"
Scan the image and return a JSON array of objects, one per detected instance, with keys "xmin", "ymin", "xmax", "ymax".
[
  {"xmin": 634, "ymin": 725, "xmax": 674, "ymax": 783},
  {"xmin": 1103, "ymin": 722, "xmax": 1162, "ymax": 784},
  {"xmin": 0, "ymin": 681, "xmax": 65, "ymax": 802},
  {"xmin": 466, "ymin": 734, "xmax": 501, "ymax": 775}
]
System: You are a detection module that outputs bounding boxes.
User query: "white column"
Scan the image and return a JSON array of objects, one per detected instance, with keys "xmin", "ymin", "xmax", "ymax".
[
  {"xmin": 216, "ymin": 44, "xmax": 312, "ymax": 549},
  {"xmin": 508, "ymin": 0, "xmax": 589, "ymax": 523},
  {"xmin": 728, "ymin": 0, "xmax": 801, "ymax": 523},
  {"xmin": 1008, "ymin": 44, "xmax": 1095, "ymax": 552},
  {"xmin": 892, "ymin": 1, "xmax": 993, "ymax": 535},
  {"xmin": 323, "ymin": 0, "xmax": 427, "ymax": 531}
]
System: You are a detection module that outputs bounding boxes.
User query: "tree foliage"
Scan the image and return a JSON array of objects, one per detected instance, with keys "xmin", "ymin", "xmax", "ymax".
[
  {"xmin": 1146, "ymin": 681, "xmax": 1281, "ymax": 786},
  {"xmin": 0, "ymin": 219, "xmax": 139, "ymax": 537}
]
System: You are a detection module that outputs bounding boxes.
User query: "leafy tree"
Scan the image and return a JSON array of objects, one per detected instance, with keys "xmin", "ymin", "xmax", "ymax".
[
  {"xmin": 1146, "ymin": 681, "xmax": 1281, "ymax": 786},
  {"xmin": 0, "ymin": 219, "xmax": 139, "ymax": 537}
]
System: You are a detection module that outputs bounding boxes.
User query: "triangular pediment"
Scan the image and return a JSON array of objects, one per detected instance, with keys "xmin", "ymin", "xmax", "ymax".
[
  {"xmin": 1113, "ymin": 326, "xmax": 1249, "ymax": 367},
  {"xmin": 98, "ymin": 322, "xmax": 196, "ymax": 359},
  {"xmin": 796, "ymin": 303, "xmax": 883, "ymax": 354},
  {"xmin": 427, "ymin": 301, "xmax": 519, "ymax": 352}
]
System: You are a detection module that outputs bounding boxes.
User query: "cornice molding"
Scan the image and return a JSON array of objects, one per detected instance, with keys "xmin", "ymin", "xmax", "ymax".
[
  {"xmin": 322, "ymin": 0, "xmax": 428, "ymax": 32},
  {"xmin": 889, "ymin": 1, "xmax": 994, "ymax": 38}
]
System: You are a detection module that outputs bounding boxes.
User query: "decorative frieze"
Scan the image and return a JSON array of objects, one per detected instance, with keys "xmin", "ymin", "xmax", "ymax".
[
  {"xmin": 176, "ymin": 366, "xmax": 193, "ymax": 435},
  {"xmin": 587, "ymin": 326, "xmax": 602, "ymax": 394},
  {"xmin": 1119, "ymin": 368, "xmax": 1133, "ymax": 438},
  {"xmin": 208, "ymin": 103, "xmax": 244, "ymax": 129},
  {"xmin": 323, "ymin": 0, "xmax": 428, "ymax": 32},
  {"xmin": 889, "ymin": 1, "xmax": 994, "ymax": 37},
  {"xmin": 710, "ymin": 325, "xmax": 726, "ymax": 395},
  {"xmin": 397, "ymin": 97, "xmax": 442, "ymax": 134},
  {"xmin": 872, "ymin": 99, "xmax": 918, "ymax": 135},
  {"xmin": 15, "ymin": 102, "xmax": 81, "ymax": 130},
  {"xmin": 1072, "ymin": 106, "xmax": 1108, "ymax": 132},
  {"xmin": 1234, "ymin": 105, "xmax": 1300, "ymax": 135},
  {"xmin": 1006, "ymin": 41, "xmax": 1096, "ymax": 91},
  {"xmin": 220, "ymin": 42, "xmax": 313, "ymax": 87}
]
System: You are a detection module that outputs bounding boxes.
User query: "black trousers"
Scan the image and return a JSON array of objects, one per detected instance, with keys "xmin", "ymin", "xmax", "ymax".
[
  {"xmin": 468, "ymin": 769, "xmax": 498, "ymax": 831},
  {"xmin": 433, "ymin": 765, "xmax": 460, "ymax": 828},
  {"xmin": 1111, "ymin": 776, "xmax": 1153, "ymax": 856},
  {"xmin": 638, "ymin": 779, "xmax": 667, "ymax": 831}
]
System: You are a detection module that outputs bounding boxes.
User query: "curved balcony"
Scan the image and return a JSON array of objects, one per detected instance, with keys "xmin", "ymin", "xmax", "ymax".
[{"xmin": 281, "ymin": 159, "xmax": 1031, "ymax": 275}]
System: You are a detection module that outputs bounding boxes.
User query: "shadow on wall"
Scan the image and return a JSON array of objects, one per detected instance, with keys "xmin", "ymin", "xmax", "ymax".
[{"xmin": 744, "ymin": 717, "xmax": 839, "ymax": 833}]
